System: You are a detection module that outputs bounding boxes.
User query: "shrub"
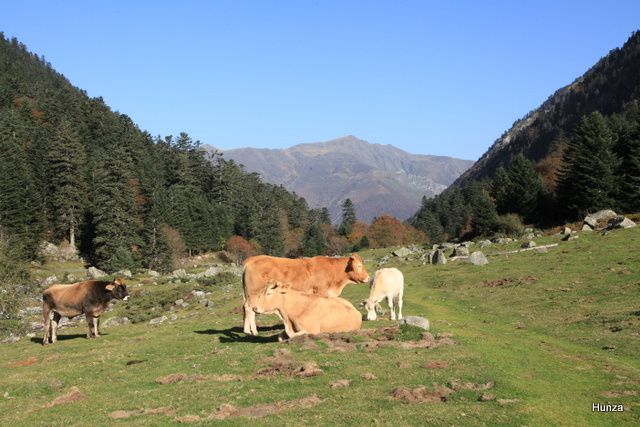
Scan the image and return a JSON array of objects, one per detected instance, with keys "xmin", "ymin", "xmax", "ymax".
[
  {"xmin": 494, "ymin": 214, "xmax": 525, "ymax": 236},
  {"xmin": 0, "ymin": 231, "xmax": 34, "ymax": 337}
]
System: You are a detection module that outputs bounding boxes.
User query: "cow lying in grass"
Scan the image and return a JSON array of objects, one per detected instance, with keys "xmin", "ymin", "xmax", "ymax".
[
  {"xmin": 251, "ymin": 281, "xmax": 362, "ymax": 341},
  {"xmin": 42, "ymin": 278, "xmax": 129, "ymax": 345},
  {"xmin": 363, "ymin": 268, "xmax": 404, "ymax": 321},
  {"xmin": 242, "ymin": 253, "xmax": 370, "ymax": 336}
]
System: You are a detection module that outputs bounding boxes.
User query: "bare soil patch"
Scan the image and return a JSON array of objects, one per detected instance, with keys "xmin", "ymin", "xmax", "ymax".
[
  {"xmin": 330, "ymin": 379, "xmax": 351, "ymax": 389},
  {"xmin": 7, "ymin": 356, "xmax": 37, "ymax": 368},
  {"xmin": 175, "ymin": 395, "xmax": 322, "ymax": 422},
  {"xmin": 254, "ymin": 351, "xmax": 324, "ymax": 378},
  {"xmin": 601, "ymin": 390, "xmax": 638, "ymax": 398},
  {"xmin": 44, "ymin": 386, "xmax": 84, "ymax": 408},
  {"xmin": 392, "ymin": 384, "xmax": 453, "ymax": 403},
  {"xmin": 484, "ymin": 276, "xmax": 537, "ymax": 287},
  {"xmin": 156, "ymin": 373, "xmax": 242, "ymax": 385},
  {"xmin": 423, "ymin": 360, "xmax": 449, "ymax": 369},
  {"xmin": 109, "ymin": 407, "xmax": 176, "ymax": 420},
  {"xmin": 449, "ymin": 379, "xmax": 495, "ymax": 391},
  {"xmin": 362, "ymin": 372, "xmax": 377, "ymax": 380}
]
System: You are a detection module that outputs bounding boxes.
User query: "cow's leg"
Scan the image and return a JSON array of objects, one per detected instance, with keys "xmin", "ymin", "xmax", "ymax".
[
  {"xmin": 93, "ymin": 317, "xmax": 100, "ymax": 337},
  {"xmin": 387, "ymin": 295, "xmax": 396, "ymax": 320},
  {"xmin": 85, "ymin": 314, "xmax": 95, "ymax": 338},
  {"xmin": 397, "ymin": 292, "xmax": 404, "ymax": 320},
  {"xmin": 42, "ymin": 306, "xmax": 51, "ymax": 345},
  {"xmin": 51, "ymin": 312, "xmax": 61, "ymax": 344},
  {"xmin": 243, "ymin": 299, "xmax": 258, "ymax": 336}
]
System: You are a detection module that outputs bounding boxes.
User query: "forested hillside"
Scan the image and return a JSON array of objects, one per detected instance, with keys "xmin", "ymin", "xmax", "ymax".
[
  {"xmin": 411, "ymin": 31, "xmax": 640, "ymax": 242},
  {"xmin": 0, "ymin": 34, "xmax": 321, "ymax": 272}
]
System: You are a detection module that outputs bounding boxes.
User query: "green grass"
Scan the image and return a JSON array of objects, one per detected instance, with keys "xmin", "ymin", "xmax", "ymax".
[{"xmin": 1, "ymin": 229, "xmax": 639, "ymax": 425}]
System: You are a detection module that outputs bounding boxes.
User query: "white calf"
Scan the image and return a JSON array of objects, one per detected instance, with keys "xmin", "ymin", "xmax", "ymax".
[{"xmin": 364, "ymin": 268, "xmax": 404, "ymax": 321}]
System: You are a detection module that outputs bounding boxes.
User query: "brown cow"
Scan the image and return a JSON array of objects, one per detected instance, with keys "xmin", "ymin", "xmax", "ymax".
[
  {"xmin": 242, "ymin": 253, "xmax": 370, "ymax": 335},
  {"xmin": 252, "ymin": 282, "xmax": 362, "ymax": 340},
  {"xmin": 42, "ymin": 278, "xmax": 129, "ymax": 345}
]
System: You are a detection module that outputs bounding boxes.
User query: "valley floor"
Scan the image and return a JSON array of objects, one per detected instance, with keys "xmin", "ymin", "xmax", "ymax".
[{"xmin": 1, "ymin": 229, "xmax": 639, "ymax": 426}]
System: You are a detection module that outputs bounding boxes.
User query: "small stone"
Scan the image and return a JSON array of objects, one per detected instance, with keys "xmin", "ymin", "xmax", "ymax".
[
  {"xmin": 401, "ymin": 316, "xmax": 430, "ymax": 330},
  {"xmin": 432, "ymin": 250, "xmax": 447, "ymax": 265},
  {"xmin": 453, "ymin": 246, "xmax": 469, "ymax": 257},
  {"xmin": 392, "ymin": 247, "xmax": 412, "ymax": 257},
  {"xmin": 87, "ymin": 267, "xmax": 106, "ymax": 279},
  {"xmin": 521, "ymin": 241, "xmax": 536, "ymax": 249},
  {"xmin": 191, "ymin": 290, "xmax": 206, "ymax": 299},
  {"xmin": 534, "ymin": 247, "xmax": 548, "ymax": 254},
  {"xmin": 468, "ymin": 251, "xmax": 488, "ymax": 265},
  {"xmin": 149, "ymin": 316, "xmax": 168, "ymax": 325},
  {"xmin": 115, "ymin": 269, "xmax": 132, "ymax": 279}
]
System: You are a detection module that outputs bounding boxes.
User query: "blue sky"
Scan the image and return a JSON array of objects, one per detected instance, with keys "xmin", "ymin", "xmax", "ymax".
[{"xmin": 2, "ymin": 1, "xmax": 639, "ymax": 159}]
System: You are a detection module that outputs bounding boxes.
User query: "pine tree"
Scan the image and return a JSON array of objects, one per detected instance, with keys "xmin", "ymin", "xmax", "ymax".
[
  {"xmin": 491, "ymin": 166, "xmax": 510, "ymax": 214},
  {"xmin": 302, "ymin": 222, "xmax": 326, "ymax": 256},
  {"xmin": 338, "ymin": 198, "xmax": 356, "ymax": 236},
  {"xmin": 504, "ymin": 154, "xmax": 543, "ymax": 221},
  {"xmin": 557, "ymin": 112, "xmax": 617, "ymax": 217},
  {"xmin": 611, "ymin": 108, "xmax": 640, "ymax": 212},
  {"xmin": 47, "ymin": 118, "xmax": 88, "ymax": 247}
]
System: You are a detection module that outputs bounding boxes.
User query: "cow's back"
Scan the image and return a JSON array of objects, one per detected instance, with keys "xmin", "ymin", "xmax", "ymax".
[
  {"xmin": 297, "ymin": 295, "xmax": 362, "ymax": 334},
  {"xmin": 243, "ymin": 255, "xmax": 336, "ymax": 299},
  {"xmin": 372, "ymin": 268, "xmax": 404, "ymax": 294}
]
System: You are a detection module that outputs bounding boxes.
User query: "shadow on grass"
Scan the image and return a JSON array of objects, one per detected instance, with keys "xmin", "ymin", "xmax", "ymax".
[
  {"xmin": 194, "ymin": 325, "xmax": 281, "ymax": 343},
  {"xmin": 30, "ymin": 333, "xmax": 101, "ymax": 345}
]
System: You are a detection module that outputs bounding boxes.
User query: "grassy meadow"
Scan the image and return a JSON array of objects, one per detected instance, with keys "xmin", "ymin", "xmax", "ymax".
[{"xmin": 1, "ymin": 228, "xmax": 639, "ymax": 426}]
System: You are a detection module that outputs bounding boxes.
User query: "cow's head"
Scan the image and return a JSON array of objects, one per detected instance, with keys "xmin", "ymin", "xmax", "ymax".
[
  {"xmin": 252, "ymin": 281, "xmax": 288, "ymax": 314},
  {"xmin": 362, "ymin": 299, "xmax": 385, "ymax": 321},
  {"xmin": 346, "ymin": 253, "xmax": 370, "ymax": 283},
  {"xmin": 105, "ymin": 278, "xmax": 129, "ymax": 301}
]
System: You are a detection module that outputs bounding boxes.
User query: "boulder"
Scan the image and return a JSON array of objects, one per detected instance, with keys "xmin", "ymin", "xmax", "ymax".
[
  {"xmin": 477, "ymin": 240, "xmax": 492, "ymax": 248},
  {"xmin": 191, "ymin": 290, "xmax": 206, "ymax": 299},
  {"xmin": 147, "ymin": 270, "xmax": 160, "ymax": 277},
  {"xmin": 581, "ymin": 224, "xmax": 593, "ymax": 231},
  {"xmin": 522, "ymin": 233, "xmax": 535, "ymax": 240},
  {"xmin": 521, "ymin": 241, "xmax": 536, "ymax": 249},
  {"xmin": 460, "ymin": 241, "xmax": 473, "ymax": 248},
  {"xmin": 377, "ymin": 255, "xmax": 390, "ymax": 266},
  {"xmin": 41, "ymin": 275, "xmax": 58, "ymax": 286},
  {"xmin": 608, "ymin": 216, "xmax": 637, "ymax": 229},
  {"xmin": 562, "ymin": 234, "xmax": 579, "ymax": 241},
  {"xmin": 1, "ymin": 334, "xmax": 20, "ymax": 344},
  {"xmin": 87, "ymin": 267, "xmax": 107, "ymax": 279},
  {"xmin": 453, "ymin": 246, "xmax": 469, "ymax": 257},
  {"xmin": 171, "ymin": 269, "xmax": 188, "ymax": 279},
  {"xmin": 588, "ymin": 209, "xmax": 617, "ymax": 222},
  {"xmin": 563, "ymin": 227, "xmax": 572, "ymax": 235},
  {"xmin": 18, "ymin": 306, "xmax": 42, "ymax": 317},
  {"xmin": 492, "ymin": 237, "xmax": 513, "ymax": 244},
  {"xmin": 439, "ymin": 242, "xmax": 456, "ymax": 249},
  {"xmin": 468, "ymin": 251, "xmax": 489, "ymax": 265},
  {"xmin": 432, "ymin": 250, "xmax": 447, "ymax": 265},
  {"xmin": 534, "ymin": 247, "xmax": 548, "ymax": 254},
  {"xmin": 149, "ymin": 316, "xmax": 168, "ymax": 325},
  {"xmin": 583, "ymin": 216, "xmax": 598, "ymax": 229},
  {"xmin": 115, "ymin": 269, "xmax": 132, "ymax": 279},
  {"xmin": 401, "ymin": 316, "xmax": 430, "ymax": 330},
  {"xmin": 102, "ymin": 317, "xmax": 130, "ymax": 328},
  {"xmin": 392, "ymin": 247, "xmax": 412, "ymax": 257}
]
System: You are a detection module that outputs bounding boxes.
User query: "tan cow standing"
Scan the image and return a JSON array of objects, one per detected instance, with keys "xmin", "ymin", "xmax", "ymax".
[
  {"xmin": 42, "ymin": 278, "xmax": 129, "ymax": 345},
  {"xmin": 242, "ymin": 254, "xmax": 370, "ymax": 335},
  {"xmin": 251, "ymin": 282, "xmax": 362, "ymax": 340},
  {"xmin": 363, "ymin": 267, "xmax": 404, "ymax": 321}
]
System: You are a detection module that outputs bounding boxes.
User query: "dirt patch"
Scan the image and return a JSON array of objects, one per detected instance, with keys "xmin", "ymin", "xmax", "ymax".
[
  {"xmin": 50, "ymin": 378, "xmax": 64, "ymax": 390},
  {"xmin": 44, "ymin": 386, "xmax": 84, "ymax": 408},
  {"xmin": 449, "ymin": 379, "xmax": 495, "ymax": 391},
  {"xmin": 478, "ymin": 393, "xmax": 495, "ymax": 402},
  {"xmin": 254, "ymin": 349, "xmax": 323, "ymax": 378},
  {"xmin": 601, "ymin": 390, "xmax": 638, "ymax": 398},
  {"xmin": 7, "ymin": 356, "xmax": 37, "ymax": 368},
  {"xmin": 397, "ymin": 361, "xmax": 411, "ymax": 369},
  {"xmin": 43, "ymin": 354, "xmax": 60, "ymax": 363},
  {"xmin": 484, "ymin": 276, "xmax": 537, "ymax": 287},
  {"xmin": 392, "ymin": 384, "xmax": 453, "ymax": 403},
  {"xmin": 156, "ymin": 373, "xmax": 242, "ymax": 385},
  {"xmin": 423, "ymin": 360, "xmax": 449, "ymax": 369},
  {"xmin": 176, "ymin": 395, "xmax": 322, "ymax": 422},
  {"xmin": 330, "ymin": 379, "xmax": 351, "ymax": 389},
  {"xmin": 362, "ymin": 372, "xmax": 377, "ymax": 380},
  {"xmin": 109, "ymin": 407, "xmax": 176, "ymax": 420},
  {"xmin": 497, "ymin": 398, "xmax": 520, "ymax": 405},
  {"xmin": 229, "ymin": 306, "xmax": 243, "ymax": 315}
]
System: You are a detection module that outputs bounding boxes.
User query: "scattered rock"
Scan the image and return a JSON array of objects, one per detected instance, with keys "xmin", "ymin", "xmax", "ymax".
[
  {"xmin": 521, "ymin": 241, "xmax": 536, "ymax": 249},
  {"xmin": 115, "ymin": 269, "xmax": 132, "ymax": 279},
  {"xmin": 362, "ymin": 372, "xmax": 377, "ymax": 380},
  {"xmin": 149, "ymin": 316, "xmax": 168, "ymax": 326},
  {"xmin": 534, "ymin": 247, "xmax": 548, "ymax": 254},
  {"xmin": 1, "ymin": 334, "xmax": 20, "ymax": 344},
  {"xmin": 392, "ymin": 247, "xmax": 412, "ymax": 257},
  {"xmin": 608, "ymin": 216, "xmax": 637, "ymax": 229},
  {"xmin": 581, "ymin": 224, "xmax": 593, "ymax": 231},
  {"xmin": 191, "ymin": 290, "xmax": 206, "ymax": 299},
  {"xmin": 449, "ymin": 379, "xmax": 495, "ymax": 391},
  {"xmin": 477, "ymin": 240, "xmax": 492, "ymax": 248},
  {"xmin": 44, "ymin": 386, "xmax": 84, "ymax": 408},
  {"xmin": 18, "ymin": 306, "xmax": 42, "ymax": 317},
  {"xmin": 432, "ymin": 250, "xmax": 447, "ymax": 265},
  {"xmin": 147, "ymin": 269, "xmax": 160, "ymax": 277},
  {"xmin": 587, "ymin": 209, "xmax": 617, "ymax": 222},
  {"xmin": 171, "ymin": 269, "xmax": 188, "ymax": 279},
  {"xmin": 102, "ymin": 317, "xmax": 130, "ymax": 328},
  {"xmin": 38, "ymin": 241, "xmax": 80, "ymax": 261},
  {"xmin": 330, "ymin": 379, "xmax": 351, "ymax": 389},
  {"xmin": 453, "ymin": 246, "xmax": 469, "ymax": 257},
  {"xmin": 468, "ymin": 251, "xmax": 488, "ymax": 265},
  {"xmin": 41, "ymin": 275, "xmax": 59, "ymax": 286},
  {"xmin": 401, "ymin": 316, "xmax": 430, "ymax": 330},
  {"xmin": 478, "ymin": 393, "xmax": 495, "ymax": 402},
  {"xmin": 492, "ymin": 237, "xmax": 513, "ymax": 244},
  {"xmin": 563, "ymin": 227, "xmax": 572, "ymax": 235},
  {"xmin": 87, "ymin": 267, "xmax": 106, "ymax": 279},
  {"xmin": 377, "ymin": 255, "xmax": 390, "ymax": 266},
  {"xmin": 562, "ymin": 234, "xmax": 579, "ymax": 241}
]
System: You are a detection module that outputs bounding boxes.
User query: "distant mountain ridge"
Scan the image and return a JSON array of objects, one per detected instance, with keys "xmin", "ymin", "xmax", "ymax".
[{"xmin": 212, "ymin": 136, "xmax": 473, "ymax": 223}]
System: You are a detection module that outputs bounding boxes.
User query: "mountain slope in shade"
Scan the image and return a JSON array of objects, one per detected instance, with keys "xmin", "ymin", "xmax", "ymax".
[
  {"xmin": 455, "ymin": 31, "xmax": 640, "ymax": 187},
  {"xmin": 215, "ymin": 136, "xmax": 473, "ymax": 223}
]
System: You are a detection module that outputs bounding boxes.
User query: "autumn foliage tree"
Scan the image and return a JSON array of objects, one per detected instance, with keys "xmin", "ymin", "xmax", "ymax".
[
  {"xmin": 225, "ymin": 235, "xmax": 257, "ymax": 265},
  {"xmin": 367, "ymin": 214, "xmax": 426, "ymax": 248}
]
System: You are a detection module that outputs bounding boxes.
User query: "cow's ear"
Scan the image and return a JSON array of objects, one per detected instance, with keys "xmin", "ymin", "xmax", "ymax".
[
  {"xmin": 105, "ymin": 283, "xmax": 115, "ymax": 291},
  {"xmin": 349, "ymin": 253, "xmax": 355, "ymax": 260}
]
